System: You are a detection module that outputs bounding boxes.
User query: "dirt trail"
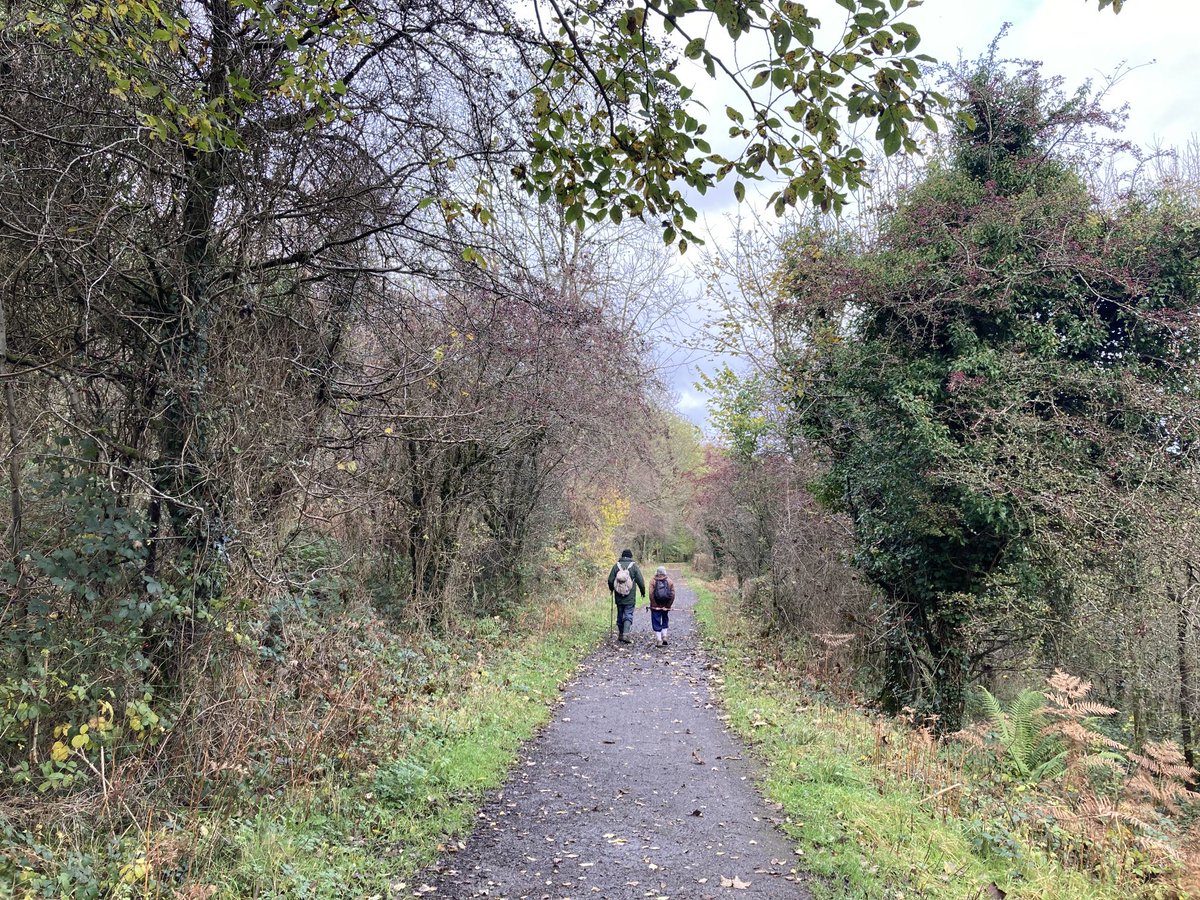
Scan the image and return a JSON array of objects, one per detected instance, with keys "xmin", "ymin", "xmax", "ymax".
[{"xmin": 418, "ymin": 576, "xmax": 812, "ymax": 899}]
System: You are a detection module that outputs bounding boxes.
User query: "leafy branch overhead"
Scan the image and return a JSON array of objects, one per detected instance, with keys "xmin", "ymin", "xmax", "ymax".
[
  {"xmin": 13, "ymin": 0, "xmax": 1128, "ymax": 250},
  {"xmin": 18, "ymin": 0, "xmax": 366, "ymax": 150},
  {"xmin": 520, "ymin": 0, "xmax": 943, "ymax": 247},
  {"xmin": 517, "ymin": 0, "xmax": 1127, "ymax": 246}
]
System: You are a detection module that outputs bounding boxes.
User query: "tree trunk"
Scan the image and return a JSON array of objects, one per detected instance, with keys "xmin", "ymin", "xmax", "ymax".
[
  {"xmin": 0, "ymin": 264, "xmax": 28, "ymax": 643},
  {"xmin": 0, "ymin": 270, "xmax": 28, "ymax": 669},
  {"xmin": 1178, "ymin": 564, "xmax": 1197, "ymax": 774},
  {"xmin": 149, "ymin": 0, "xmax": 235, "ymax": 684},
  {"xmin": 2, "ymin": 263, "xmax": 37, "ymax": 766}
]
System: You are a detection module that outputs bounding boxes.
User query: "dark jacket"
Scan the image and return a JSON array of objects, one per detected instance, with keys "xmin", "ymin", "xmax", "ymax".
[
  {"xmin": 607, "ymin": 558, "xmax": 645, "ymax": 606},
  {"xmin": 649, "ymin": 574, "xmax": 675, "ymax": 611}
]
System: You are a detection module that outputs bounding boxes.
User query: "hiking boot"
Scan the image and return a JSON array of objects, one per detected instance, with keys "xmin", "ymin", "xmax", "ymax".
[
  {"xmin": 619, "ymin": 634, "xmax": 632, "ymax": 644},
  {"xmin": 661, "ymin": 629, "xmax": 669, "ymax": 646}
]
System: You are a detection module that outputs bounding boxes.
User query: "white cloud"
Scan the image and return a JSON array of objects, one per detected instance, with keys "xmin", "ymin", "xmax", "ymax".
[
  {"xmin": 913, "ymin": 0, "xmax": 1200, "ymax": 152},
  {"xmin": 676, "ymin": 388, "xmax": 707, "ymax": 413}
]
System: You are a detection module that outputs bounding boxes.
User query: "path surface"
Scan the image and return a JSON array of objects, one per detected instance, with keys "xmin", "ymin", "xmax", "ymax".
[{"xmin": 419, "ymin": 577, "xmax": 811, "ymax": 899}]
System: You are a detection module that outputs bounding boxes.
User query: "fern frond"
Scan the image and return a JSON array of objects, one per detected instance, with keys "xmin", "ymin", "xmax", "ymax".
[
  {"xmin": 1029, "ymin": 750, "xmax": 1069, "ymax": 783},
  {"xmin": 1043, "ymin": 700, "xmax": 1118, "ymax": 720},
  {"xmin": 972, "ymin": 685, "xmax": 1006, "ymax": 734},
  {"xmin": 1141, "ymin": 740, "xmax": 1187, "ymax": 764},
  {"xmin": 1129, "ymin": 744, "xmax": 1198, "ymax": 782},
  {"xmin": 1046, "ymin": 669, "xmax": 1092, "ymax": 700},
  {"xmin": 1010, "ymin": 689, "xmax": 1047, "ymax": 724},
  {"xmin": 1076, "ymin": 751, "xmax": 1127, "ymax": 777},
  {"xmin": 1010, "ymin": 690, "xmax": 1049, "ymax": 772}
]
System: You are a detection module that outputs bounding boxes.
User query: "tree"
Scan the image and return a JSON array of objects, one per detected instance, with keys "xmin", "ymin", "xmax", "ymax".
[{"xmin": 703, "ymin": 54, "xmax": 1199, "ymax": 730}]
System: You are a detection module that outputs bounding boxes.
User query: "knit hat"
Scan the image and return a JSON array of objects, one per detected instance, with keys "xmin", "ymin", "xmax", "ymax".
[
  {"xmin": 620, "ymin": 548, "xmax": 633, "ymax": 559},
  {"xmin": 656, "ymin": 566, "xmax": 667, "ymax": 576}
]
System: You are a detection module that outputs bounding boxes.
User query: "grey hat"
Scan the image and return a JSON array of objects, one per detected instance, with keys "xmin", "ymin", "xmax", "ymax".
[{"xmin": 656, "ymin": 566, "xmax": 667, "ymax": 576}]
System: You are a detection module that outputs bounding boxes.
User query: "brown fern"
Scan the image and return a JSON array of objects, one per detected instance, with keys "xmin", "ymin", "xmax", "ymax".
[{"xmin": 1033, "ymin": 671, "xmax": 1192, "ymax": 880}]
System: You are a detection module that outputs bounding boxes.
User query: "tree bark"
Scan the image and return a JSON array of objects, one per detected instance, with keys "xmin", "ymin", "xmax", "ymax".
[
  {"xmin": 0, "ymin": 268, "xmax": 28, "ymax": 668},
  {"xmin": 1178, "ymin": 563, "xmax": 1197, "ymax": 774},
  {"xmin": 149, "ymin": 0, "xmax": 235, "ymax": 684}
]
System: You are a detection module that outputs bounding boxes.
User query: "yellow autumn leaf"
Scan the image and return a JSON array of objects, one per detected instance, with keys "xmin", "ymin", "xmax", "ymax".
[
  {"xmin": 50, "ymin": 741, "xmax": 70, "ymax": 762},
  {"xmin": 120, "ymin": 858, "xmax": 150, "ymax": 884}
]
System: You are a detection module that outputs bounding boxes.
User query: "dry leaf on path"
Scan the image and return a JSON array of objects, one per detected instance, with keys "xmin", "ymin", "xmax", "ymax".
[{"xmin": 719, "ymin": 875, "xmax": 752, "ymax": 889}]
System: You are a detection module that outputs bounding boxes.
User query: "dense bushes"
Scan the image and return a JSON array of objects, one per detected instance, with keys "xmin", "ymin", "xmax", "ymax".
[
  {"xmin": 697, "ymin": 56, "xmax": 1200, "ymax": 741},
  {"xmin": 0, "ymin": 0, "xmax": 695, "ymax": 890},
  {"xmin": 692, "ymin": 66, "xmax": 1199, "ymax": 899}
]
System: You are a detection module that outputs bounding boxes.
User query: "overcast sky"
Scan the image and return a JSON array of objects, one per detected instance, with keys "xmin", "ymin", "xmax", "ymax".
[{"xmin": 667, "ymin": 0, "xmax": 1200, "ymax": 432}]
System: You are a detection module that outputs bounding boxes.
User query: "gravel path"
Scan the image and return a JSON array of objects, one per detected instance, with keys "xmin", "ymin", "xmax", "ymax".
[{"xmin": 418, "ymin": 575, "xmax": 812, "ymax": 899}]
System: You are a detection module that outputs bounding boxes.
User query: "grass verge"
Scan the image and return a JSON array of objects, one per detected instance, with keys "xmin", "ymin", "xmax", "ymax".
[
  {"xmin": 690, "ymin": 577, "xmax": 1136, "ymax": 900},
  {"xmin": 186, "ymin": 591, "xmax": 607, "ymax": 898}
]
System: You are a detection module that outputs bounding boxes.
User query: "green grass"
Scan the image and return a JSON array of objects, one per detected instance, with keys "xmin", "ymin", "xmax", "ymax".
[
  {"xmin": 202, "ymin": 592, "xmax": 609, "ymax": 898},
  {"xmin": 690, "ymin": 577, "xmax": 1135, "ymax": 900}
]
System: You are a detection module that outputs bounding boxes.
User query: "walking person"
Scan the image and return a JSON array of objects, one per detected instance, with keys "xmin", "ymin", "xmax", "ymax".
[
  {"xmin": 649, "ymin": 566, "xmax": 675, "ymax": 646},
  {"xmin": 607, "ymin": 549, "xmax": 645, "ymax": 644}
]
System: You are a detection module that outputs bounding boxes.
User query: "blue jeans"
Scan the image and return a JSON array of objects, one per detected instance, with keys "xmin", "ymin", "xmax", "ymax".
[
  {"xmin": 616, "ymin": 604, "xmax": 634, "ymax": 633},
  {"xmin": 651, "ymin": 609, "xmax": 669, "ymax": 632}
]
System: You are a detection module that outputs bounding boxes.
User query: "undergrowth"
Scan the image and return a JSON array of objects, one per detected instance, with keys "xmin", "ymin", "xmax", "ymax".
[
  {"xmin": 691, "ymin": 576, "xmax": 1195, "ymax": 900},
  {"xmin": 2, "ymin": 587, "xmax": 608, "ymax": 898}
]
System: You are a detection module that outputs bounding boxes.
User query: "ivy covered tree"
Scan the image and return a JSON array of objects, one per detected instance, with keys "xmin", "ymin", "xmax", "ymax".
[{"xmin": 722, "ymin": 56, "xmax": 1199, "ymax": 729}]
